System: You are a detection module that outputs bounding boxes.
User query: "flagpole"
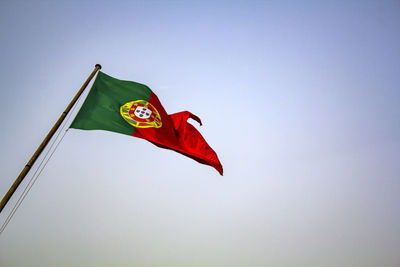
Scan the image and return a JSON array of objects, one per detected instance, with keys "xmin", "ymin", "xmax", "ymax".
[{"xmin": 0, "ymin": 64, "xmax": 102, "ymax": 214}]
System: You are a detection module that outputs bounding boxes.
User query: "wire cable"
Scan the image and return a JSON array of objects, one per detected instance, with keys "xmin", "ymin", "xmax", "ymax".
[
  {"xmin": 0, "ymin": 127, "xmax": 69, "ymax": 235},
  {"xmin": 0, "ymin": 92, "xmax": 83, "ymax": 236}
]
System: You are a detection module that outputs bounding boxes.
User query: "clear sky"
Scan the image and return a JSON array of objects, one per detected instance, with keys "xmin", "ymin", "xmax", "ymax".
[{"xmin": 0, "ymin": 0, "xmax": 399, "ymax": 266}]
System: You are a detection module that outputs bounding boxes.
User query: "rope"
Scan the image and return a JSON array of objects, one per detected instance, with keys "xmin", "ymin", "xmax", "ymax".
[
  {"xmin": 0, "ymin": 128, "xmax": 69, "ymax": 235},
  {"xmin": 0, "ymin": 93, "xmax": 83, "ymax": 236}
]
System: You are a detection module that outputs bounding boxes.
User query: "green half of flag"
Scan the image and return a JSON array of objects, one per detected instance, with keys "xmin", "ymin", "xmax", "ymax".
[{"xmin": 70, "ymin": 71, "xmax": 151, "ymax": 135}]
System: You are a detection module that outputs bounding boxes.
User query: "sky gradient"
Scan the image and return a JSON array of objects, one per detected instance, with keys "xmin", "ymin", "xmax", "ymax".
[{"xmin": 0, "ymin": 1, "xmax": 400, "ymax": 266}]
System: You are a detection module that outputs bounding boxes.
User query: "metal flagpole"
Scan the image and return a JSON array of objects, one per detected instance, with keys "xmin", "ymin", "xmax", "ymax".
[{"xmin": 0, "ymin": 64, "xmax": 102, "ymax": 214}]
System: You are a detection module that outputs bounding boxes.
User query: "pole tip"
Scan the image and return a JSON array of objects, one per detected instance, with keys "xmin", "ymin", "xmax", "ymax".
[{"xmin": 95, "ymin": 64, "xmax": 102, "ymax": 69}]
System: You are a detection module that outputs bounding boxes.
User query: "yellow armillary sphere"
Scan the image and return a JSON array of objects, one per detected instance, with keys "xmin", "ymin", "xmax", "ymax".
[{"xmin": 120, "ymin": 100, "xmax": 162, "ymax": 128}]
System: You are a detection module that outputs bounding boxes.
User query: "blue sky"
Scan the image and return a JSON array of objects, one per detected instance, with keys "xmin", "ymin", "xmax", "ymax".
[{"xmin": 0, "ymin": 1, "xmax": 400, "ymax": 266}]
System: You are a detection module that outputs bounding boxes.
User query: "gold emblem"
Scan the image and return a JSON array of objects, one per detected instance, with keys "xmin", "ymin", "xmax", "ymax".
[{"xmin": 120, "ymin": 100, "xmax": 162, "ymax": 128}]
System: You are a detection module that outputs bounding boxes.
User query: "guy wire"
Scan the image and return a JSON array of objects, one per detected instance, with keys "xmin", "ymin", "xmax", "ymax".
[{"xmin": 0, "ymin": 90, "xmax": 84, "ymax": 236}]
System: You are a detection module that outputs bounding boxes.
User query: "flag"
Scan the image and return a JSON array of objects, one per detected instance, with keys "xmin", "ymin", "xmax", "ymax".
[{"xmin": 70, "ymin": 71, "xmax": 223, "ymax": 175}]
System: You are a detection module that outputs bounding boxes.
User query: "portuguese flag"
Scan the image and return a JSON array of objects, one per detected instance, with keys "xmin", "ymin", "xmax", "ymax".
[{"xmin": 70, "ymin": 71, "xmax": 223, "ymax": 175}]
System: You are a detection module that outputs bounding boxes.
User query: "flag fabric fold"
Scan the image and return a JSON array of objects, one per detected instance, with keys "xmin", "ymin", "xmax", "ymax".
[{"xmin": 70, "ymin": 71, "xmax": 223, "ymax": 175}]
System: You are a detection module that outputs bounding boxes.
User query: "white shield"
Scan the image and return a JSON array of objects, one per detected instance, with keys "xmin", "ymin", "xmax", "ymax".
[{"xmin": 134, "ymin": 106, "xmax": 152, "ymax": 119}]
